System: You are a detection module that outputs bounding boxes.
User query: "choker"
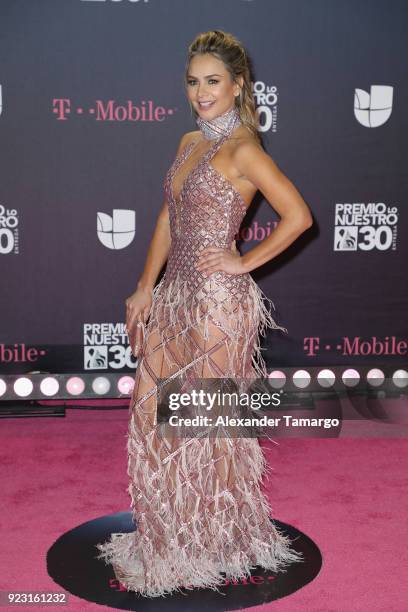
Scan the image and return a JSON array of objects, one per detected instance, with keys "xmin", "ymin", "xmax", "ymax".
[{"xmin": 196, "ymin": 105, "xmax": 241, "ymax": 141}]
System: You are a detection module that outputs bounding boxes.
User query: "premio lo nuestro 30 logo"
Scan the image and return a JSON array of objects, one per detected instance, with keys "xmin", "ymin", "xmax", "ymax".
[{"xmin": 334, "ymin": 202, "xmax": 398, "ymax": 252}]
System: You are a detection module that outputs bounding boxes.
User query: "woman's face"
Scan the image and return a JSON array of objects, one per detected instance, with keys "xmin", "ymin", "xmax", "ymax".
[{"xmin": 186, "ymin": 53, "xmax": 241, "ymax": 119}]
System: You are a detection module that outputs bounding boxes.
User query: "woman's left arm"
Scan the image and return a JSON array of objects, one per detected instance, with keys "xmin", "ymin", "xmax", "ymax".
[
  {"xmin": 196, "ymin": 140, "xmax": 313, "ymax": 276},
  {"xmin": 236, "ymin": 140, "xmax": 313, "ymax": 273}
]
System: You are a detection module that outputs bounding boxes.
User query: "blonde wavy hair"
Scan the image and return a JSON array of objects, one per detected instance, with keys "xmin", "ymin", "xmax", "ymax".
[{"xmin": 184, "ymin": 30, "xmax": 261, "ymax": 143}]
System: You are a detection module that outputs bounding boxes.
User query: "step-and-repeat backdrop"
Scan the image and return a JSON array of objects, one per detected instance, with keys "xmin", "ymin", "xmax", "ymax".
[{"xmin": 1, "ymin": 0, "xmax": 406, "ymax": 374}]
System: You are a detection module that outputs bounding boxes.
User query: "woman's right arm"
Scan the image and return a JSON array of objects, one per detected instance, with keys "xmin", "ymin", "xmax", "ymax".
[
  {"xmin": 125, "ymin": 199, "xmax": 171, "ymax": 331},
  {"xmin": 133, "ymin": 130, "xmax": 197, "ymax": 294},
  {"xmin": 135, "ymin": 199, "xmax": 171, "ymax": 293},
  {"xmin": 126, "ymin": 131, "xmax": 195, "ymax": 326}
]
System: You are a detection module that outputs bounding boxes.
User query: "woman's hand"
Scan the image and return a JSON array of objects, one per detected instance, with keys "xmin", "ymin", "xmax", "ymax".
[
  {"xmin": 125, "ymin": 286, "xmax": 152, "ymax": 327},
  {"xmin": 195, "ymin": 240, "xmax": 246, "ymax": 276},
  {"xmin": 125, "ymin": 286, "xmax": 153, "ymax": 355}
]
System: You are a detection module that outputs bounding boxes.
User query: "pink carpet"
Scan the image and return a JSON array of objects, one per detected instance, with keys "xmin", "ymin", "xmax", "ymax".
[{"xmin": 1, "ymin": 406, "xmax": 407, "ymax": 611}]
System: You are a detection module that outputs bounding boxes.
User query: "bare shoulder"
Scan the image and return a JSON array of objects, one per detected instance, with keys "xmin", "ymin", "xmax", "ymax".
[
  {"xmin": 182, "ymin": 129, "xmax": 201, "ymax": 145},
  {"xmin": 175, "ymin": 130, "xmax": 201, "ymax": 156},
  {"xmin": 230, "ymin": 127, "xmax": 264, "ymax": 158},
  {"xmin": 187, "ymin": 129, "xmax": 202, "ymax": 142},
  {"xmin": 232, "ymin": 130, "xmax": 281, "ymax": 174}
]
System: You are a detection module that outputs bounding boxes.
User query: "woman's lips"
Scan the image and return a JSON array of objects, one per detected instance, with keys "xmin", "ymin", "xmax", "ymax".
[{"xmin": 198, "ymin": 101, "xmax": 215, "ymax": 109}]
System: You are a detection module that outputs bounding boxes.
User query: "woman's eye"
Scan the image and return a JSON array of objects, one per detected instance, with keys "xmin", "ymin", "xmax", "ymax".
[{"xmin": 187, "ymin": 79, "xmax": 218, "ymax": 86}]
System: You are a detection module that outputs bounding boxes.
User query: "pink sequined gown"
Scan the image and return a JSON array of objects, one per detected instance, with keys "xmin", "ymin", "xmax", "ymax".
[{"xmin": 95, "ymin": 106, "xmax": 303, "ymax": 597}]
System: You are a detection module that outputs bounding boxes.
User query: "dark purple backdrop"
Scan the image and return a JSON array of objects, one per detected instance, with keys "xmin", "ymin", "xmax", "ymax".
[{"xmin": 0, "ymin": 0, "xmax": 407, "ymax": 374}]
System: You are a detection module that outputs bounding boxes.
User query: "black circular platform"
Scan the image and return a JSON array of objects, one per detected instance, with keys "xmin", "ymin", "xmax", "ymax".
[{"xmin": 47, "ymin": 512, "xmax": 322, "ymax": 610}]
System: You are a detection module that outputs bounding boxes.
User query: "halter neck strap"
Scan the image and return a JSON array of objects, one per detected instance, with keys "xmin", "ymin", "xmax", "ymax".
[{"xmin": 196, "ymin": 105, "xmax": 241, "ymax": 141}]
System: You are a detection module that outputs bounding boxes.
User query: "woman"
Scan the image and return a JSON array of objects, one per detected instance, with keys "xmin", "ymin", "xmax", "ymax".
[{"xmin": 95, "ymin": 30, "xmax": 313, "ymax": 597}]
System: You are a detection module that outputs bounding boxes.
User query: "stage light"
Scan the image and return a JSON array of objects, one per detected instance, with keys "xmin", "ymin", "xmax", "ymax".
[
  {"xmin": 92, "ymin": 377, "xmax": 111, "ymax": 395},
  {"xmin": 293, "ymin": 369, "xmax": 310, "ymax": 389},
  {"xmin": 267, "ymin": 370, "xmax": 286, "ymax": 389},
  {"xmin": 393, "ymin": 369, "xmax": 408, "ymax": 388},
  {"xmin": 366, "ymin": 368, "xmax": 385, "ymax": 387},
  {"xmin": 342, "ymin": 368, "xmax": 360, "ymax": 387},
  {"xmin": 317, "ymin": 369, "xmax": 336, "ymax": 388},
  {"xmin": 66, "ymin": 377, "xmax": 85, "ymax": 396},
  {"xmin": 14, "ymin": 377, "xmax": 33, "ymax": 397},
  {"xmin": 40, "ymin": 377, "xmax": 60, "ymax": 396},
  {"xmin": 117, "ymin": 376, "xmax": 135, "ymax": 395},
  {"xmin": 0, "ymin": 365, "xmax": 406, "ymax": 423}
]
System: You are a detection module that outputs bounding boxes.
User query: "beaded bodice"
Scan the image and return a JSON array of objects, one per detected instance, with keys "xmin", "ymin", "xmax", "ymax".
[{"xmin": 163, "ymin": 107, "xmax": 249, "ymax": 290}]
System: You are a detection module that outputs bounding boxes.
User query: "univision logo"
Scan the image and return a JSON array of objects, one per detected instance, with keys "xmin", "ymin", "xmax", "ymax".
[
  {"xmin": 97, "ymin": 209, "xmax": 135, "ymax": 249},
  {"xmin": 354, "ymin": 85, "xmax": 393, "ymax": 127}
]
